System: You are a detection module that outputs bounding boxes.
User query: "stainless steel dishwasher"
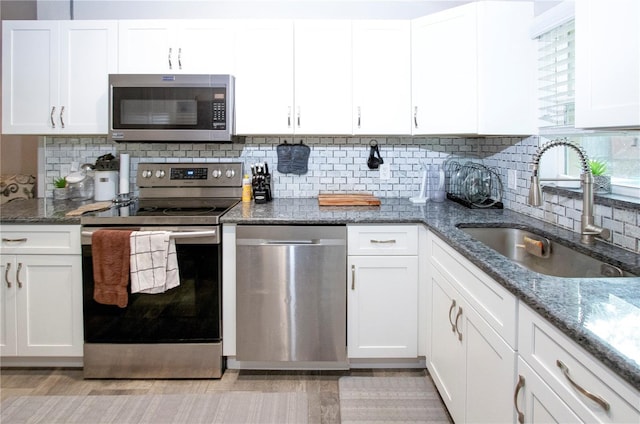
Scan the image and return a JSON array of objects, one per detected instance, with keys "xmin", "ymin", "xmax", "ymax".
[{"xmin": 236, "ymin": 225, "xmax": 347, "ymax": 368}]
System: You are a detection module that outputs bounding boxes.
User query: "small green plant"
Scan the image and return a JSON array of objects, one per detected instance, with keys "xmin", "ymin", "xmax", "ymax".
[
  {"xmin": 53, "ymin": 177, "xmax": 67, "ymax": 188},
  {"xmin": 588, "ymin": 159, "xmax": 608, "ymax": 176}
]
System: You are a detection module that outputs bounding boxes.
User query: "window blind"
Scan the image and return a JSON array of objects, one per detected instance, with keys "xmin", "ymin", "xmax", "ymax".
[{"xmin": 537, "ymin": 19, "xmax": 575, "ymax": 127}]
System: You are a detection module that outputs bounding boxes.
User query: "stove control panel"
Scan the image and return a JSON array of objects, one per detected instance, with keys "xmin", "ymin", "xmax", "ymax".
[{"xmin": 137, "ymin": 162, "xmax": 243, "ymax": 188}]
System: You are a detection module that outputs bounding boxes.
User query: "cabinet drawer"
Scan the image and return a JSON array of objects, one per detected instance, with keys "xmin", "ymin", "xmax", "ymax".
[
  {"xmin": 347, "ymin": 225, "xmax": 418, "ymax": 255},
  {"xmin": 519, "ymin": 304, "xmax": 640, "ymax": 423},
  {"xmin": 0, "ymin": 225, "xmax": 81, "ymax": 255},
  {"xmin": 428, "ymin": 232, "xmax": 517, "ymax": 348}
]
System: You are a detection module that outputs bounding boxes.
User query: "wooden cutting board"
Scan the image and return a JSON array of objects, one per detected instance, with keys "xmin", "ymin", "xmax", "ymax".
[
  {"xmin": 318, "ymin": 193, "xmax": 381, "ymax": 206},
  {"xmin": 65, "ymin": 201, "xmax": 113, "ymax": 216}
]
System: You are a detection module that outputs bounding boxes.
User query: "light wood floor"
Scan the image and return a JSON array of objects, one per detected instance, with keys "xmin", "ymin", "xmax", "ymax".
[{"xmin": 1, "ymin": 367, "xmax": 448, "ymax": 423}]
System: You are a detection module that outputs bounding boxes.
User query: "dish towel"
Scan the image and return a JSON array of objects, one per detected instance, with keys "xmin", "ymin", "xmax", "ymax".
[
  {"xmin": 130, "ymin": 231, "xmax": 180, "ymax": 294},
  {"xmin": 92, "ymin": 229, "xmax": 133, "ymax": 308}
]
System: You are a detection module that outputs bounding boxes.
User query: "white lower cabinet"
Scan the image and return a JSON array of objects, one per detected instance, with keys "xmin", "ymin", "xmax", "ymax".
[
  {"xmin": 517, "ymin": 303, "xmax": 640, "ymax": 424},
  {"xmin": 347, "ymin": 225, "xmax": 418, "ymax": 358},
  {"xmin": 0, "ymin": 226, "xmax": 83, "ymax": 358},
  {"xmin": 427, "ymin": 231, "xmax": 517, "ymax": 423},
  {"xmin": 515, "ymin": 357, "xmax": 583, "ymax": 423}
]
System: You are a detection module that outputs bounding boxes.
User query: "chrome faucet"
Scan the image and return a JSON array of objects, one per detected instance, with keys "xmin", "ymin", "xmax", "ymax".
[{"xmin": 528, "ymin": 138, "xmax": 610, "ymax": 245}]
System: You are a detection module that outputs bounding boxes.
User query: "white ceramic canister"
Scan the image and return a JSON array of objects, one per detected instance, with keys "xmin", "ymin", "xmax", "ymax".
[{"xmin": 94, "ymin": 170, "xmax": 119, "ymax": 201}]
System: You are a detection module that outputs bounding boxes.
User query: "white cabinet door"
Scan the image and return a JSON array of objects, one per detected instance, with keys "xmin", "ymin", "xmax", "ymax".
[
  {"xmin": 0, "ymin": 254, "xmax": 83, "ymax": 357},
  {"xmin": 516, "ymin": 358, "xmax": 583, "ymax": 424},
  {"xmin": 352, "ymin": 20, "xmax": 411, "ymax": 135},
  {"xmin": 59, "ymin": 21, "xmax": 118, "ymax": 133},
  {"xmin": 294, "ymin": 20, "xmax": 352, "ymax": 135},
  {"xmin": 2, "ymin": 21, "xmax": 59, "ymax": 134},
  {"xmin": 411, "ymin": 7, "xmax": 477, "ymax": 135},
  {"xmin": 429, "ymin": 266, "xmax": 465, "ymax": 423},
  {"xmin": 16, "ymin": 255, "xmax": 83, "ymax": 357},
  {"xmin": 2, "ymin": 20, "xmax": 116, "ymax": 134},
  {"xmin": 411, "ymin": 2, "xmax": 535, "ymax": 135},
  {"xmin": 234, "ymin": 20, "xmax": 294, "ymax": 135},
  {"xmin": 0, "ymin": 257, "xmax": 18, "ymax": 356},
  {"xmin": 118, "ymin": 20, "xmax": 174, "ymax": 73},
  {"xmin": 347, "ymin": 255, "xmax": 418, "ymax": 358},
  {"xmin": 176, "ymin": 20, "xmax": 236, "ymax": 74},
  {"xmin": 575, "ymin": 0, "xmax": 640, "ymax": 128},
  {"xmin": 464, "ymin": 298, "xmax": 517, "ymax": 424}
]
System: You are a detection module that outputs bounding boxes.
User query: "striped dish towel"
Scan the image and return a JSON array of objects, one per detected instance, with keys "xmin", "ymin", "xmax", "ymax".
[{"xmin": 130, "ymin": 231, "xmax": 180, "ymax": 294}]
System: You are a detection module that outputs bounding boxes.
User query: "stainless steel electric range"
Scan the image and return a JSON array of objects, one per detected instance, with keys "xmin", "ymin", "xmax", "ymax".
[{"xmin": 80, "ymin": 162, "xmax": 242, "ymax": 379}]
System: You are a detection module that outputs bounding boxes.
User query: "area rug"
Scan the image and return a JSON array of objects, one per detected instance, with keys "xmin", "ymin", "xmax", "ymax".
[
  {"xmin": 339, "ymin": 377, "xmax": 450, "ymax": 423},
  {"xmin": 0, "ymin": 392, "xmax": 308, "ymax": 424}
]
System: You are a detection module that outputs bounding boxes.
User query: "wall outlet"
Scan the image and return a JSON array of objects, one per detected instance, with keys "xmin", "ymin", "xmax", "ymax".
[
  {"xmin": 379, "ymin": 163, "xmax": 391, "ymax": 180},
  {"xmin": 508, "ymin": 169, "xmax": 517, "ymax": 190}
]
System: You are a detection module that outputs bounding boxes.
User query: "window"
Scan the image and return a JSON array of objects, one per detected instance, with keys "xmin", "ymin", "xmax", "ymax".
[
  {"xmin": 564, "ymin": 134, "xmax": 640, "ymax": 198},
  {"xmin": 534, "ymin": 6, "xmax": 639, "ymax": 200}
]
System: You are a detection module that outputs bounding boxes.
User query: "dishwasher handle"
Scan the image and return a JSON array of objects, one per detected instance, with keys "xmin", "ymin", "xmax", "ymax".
[{"xmin": 264, "ymin": 240, "xmax": 319, "ymax": 245}]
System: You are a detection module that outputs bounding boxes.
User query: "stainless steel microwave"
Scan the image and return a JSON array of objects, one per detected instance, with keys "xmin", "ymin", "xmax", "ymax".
[{"xmin": 109, "ymin": 74, "xmax": 235, "ymax": 142}]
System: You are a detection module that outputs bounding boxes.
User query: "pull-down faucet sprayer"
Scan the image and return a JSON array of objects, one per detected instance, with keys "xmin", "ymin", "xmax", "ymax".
[{"xmin": 528, "ymin": 138, "xmax": 610, "ymax": 245}]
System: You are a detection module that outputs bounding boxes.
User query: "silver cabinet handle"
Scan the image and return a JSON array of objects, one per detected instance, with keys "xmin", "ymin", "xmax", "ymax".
[
  {"xmin": 168, "ymin": 47, "xmax": 172, "ymax": 69},
  {"xmin": 4, "ymin": 262, "xmax": 12, "ymax": 288},
  {"xmin": 357, "ymin": 106, "xmax": 361, "ymax": 128},
  {"xmin": 514, "ymin": 375, "xmax": 525, "ymax": 424},
  {"xmin": 556, "ymin": 360, "xmax": 610, "ymax": 411},
  {"xmin": 60, "ymin": 105, "xmax": 65, "ymax": 128},
  {"xmin": 370, "ymin": 239, "xmax": 396, "ymax": 244},
  {"xmin": 351, "ymin": 264, "xmax": 356, "ymax": 290},
  {"xmin": 448, "ymin": 299, "xmax": 457, "ymax": 332},
  {"xmin": 454, "ymin": 306, "xmax": 463, "ymax": 341},
  {"xmin": 297, "ymin": 106, "xmax": 301, "ymax": 127},
  {"xmin": 414, "ymin": 106, "xmax": 418, "ymax": 128},
  {"xmin": 50, "ymin": 106, "xmax": 56, "ymax": 128},
  {"xmin": 2, "ymin": 238, "xmax": 28, "ymax": 243},
  {"xmin": 16, "ymin": 262, "xmax": 23, "ymax": 288},
  {"xmin": 178, "ymin": 47, "xmax": 182, "ymax": 70},
  {"xmin": 287, "ymin": 106, "xmax": 292, "ymax": 128}
]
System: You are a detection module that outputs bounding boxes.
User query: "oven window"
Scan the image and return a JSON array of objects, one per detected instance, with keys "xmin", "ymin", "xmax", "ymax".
[{"xmin": 82, "ymin": 243, "xmax": 221, "ymax": 343}]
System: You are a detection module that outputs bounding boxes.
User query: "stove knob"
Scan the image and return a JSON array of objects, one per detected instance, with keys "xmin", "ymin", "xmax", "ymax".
[
  {"xmin": 225, "ymin": 169, "xmax": 236, "ymax": 178},
  {"xmin": 212, "ymin": 169, "xmax": 222, "ymax": 178},
  {"xmin": 142, "ymin": 169, "xmax": 152, "ymax": 178},
  {"xmin": 155, "ymin": 170, "xmax": 166, "ymax": 179}
]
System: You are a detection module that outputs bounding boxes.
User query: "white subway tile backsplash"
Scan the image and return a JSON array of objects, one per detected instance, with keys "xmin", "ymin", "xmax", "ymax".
[{"xmin": 43, "ymin": 134, "xmax": 639, "ymax": 253}]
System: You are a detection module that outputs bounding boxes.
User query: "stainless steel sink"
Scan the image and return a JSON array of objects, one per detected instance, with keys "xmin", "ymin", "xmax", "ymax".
[{"xmin": 457, "ymin": 226, "xmax": 637, "ymax": 278}]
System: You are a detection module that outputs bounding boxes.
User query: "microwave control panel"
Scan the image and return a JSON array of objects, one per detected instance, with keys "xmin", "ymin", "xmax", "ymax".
[{"xmin": 211, "ymin": 89, "xmax": 226, "ymax": 129}]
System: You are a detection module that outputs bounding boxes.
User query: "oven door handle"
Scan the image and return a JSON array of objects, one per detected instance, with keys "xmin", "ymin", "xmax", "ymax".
[{"xmin": 81, "ymin": 230, "xmax": 217, "ymax": 240}]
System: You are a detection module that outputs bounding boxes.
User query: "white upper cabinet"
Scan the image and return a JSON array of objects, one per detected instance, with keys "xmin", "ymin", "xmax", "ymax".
[
  {"xmin": 234, "ymin": 20, "xmax": 295, "ymax": 135},
  {"xmin": 575, "ymin": 0, "xmax": 640, "ymax": 128},
  {"xmin": 411, "ymin": 1, "xmax": 536, "ymax": 135},
  {"xmin": 2, "ymin": 20, "xmax": 117, "ymax": 134},
  {"xmin": 352, "ymin": 20, "xmax": 412, "ymax": 135},
  {"xmin": 294, "ymin": 20, "xmax": 352, "ymax": 135},
  {"xmin": 118, "ymin": 20, "xmax": 236, "ymax": 74}
]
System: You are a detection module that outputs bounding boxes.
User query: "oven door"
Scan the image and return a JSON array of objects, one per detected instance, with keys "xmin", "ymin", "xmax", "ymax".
[{"xmin": 81, "ymin": 227, "xmax": 221, "ymax": 344}]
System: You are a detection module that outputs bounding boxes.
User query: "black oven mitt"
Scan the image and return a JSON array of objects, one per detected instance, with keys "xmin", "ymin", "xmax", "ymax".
[{"xmin": 277, "ymin": 141, "xmax": 310, "ymax": 175}]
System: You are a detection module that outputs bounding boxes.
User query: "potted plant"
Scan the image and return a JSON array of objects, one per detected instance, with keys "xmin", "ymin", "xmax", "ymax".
[
  {"xmin": 53, "ymin": 177, "xmax": 68, "ymax": 200},
  {"xmin": 589, "ymin": 159, "xmax": 611, "ymax": 193}
]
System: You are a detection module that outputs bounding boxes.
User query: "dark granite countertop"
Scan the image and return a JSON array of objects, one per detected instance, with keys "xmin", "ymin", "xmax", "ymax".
[
  {"xmin": 2, "ymin": 197, "xmax": 639, "ymax": 392},
  {"xmin": 0, "ymin": 198, "xmax": 82, "ymax": 224},
  {"xmin": 223, "ymin": 198, "xmax": 640, "ymax": 392}
]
